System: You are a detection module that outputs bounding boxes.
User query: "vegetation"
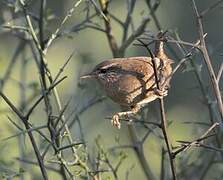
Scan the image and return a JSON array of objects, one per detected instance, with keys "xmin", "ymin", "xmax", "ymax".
[{"xmin": 0, "ymin": 0, "xmax": 222, "ymax": 179}]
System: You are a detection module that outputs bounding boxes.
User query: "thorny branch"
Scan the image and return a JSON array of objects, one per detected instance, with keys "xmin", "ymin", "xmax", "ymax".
[
  {"xmin": 191, "ymin": 0, "xmax": 223, "ymax": 121},
  {"xmin": 173, "ymin": 122, "xmax": 220, "ymax": 157},
  {"xmin": 1, "ymin": 0, "xmax": 223, "ymax": 179}
]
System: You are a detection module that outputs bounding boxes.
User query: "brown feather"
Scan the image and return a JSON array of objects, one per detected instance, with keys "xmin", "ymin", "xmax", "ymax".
[{"xmin": 91, "ymin": 56, "xmax": 173, "ymax": 107}]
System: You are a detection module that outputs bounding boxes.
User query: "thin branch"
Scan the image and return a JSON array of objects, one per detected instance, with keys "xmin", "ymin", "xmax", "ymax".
[
  {"xmin": 110, "ymin": 13, "xmax": 124, "ymax": 27},
  {"xmin": 0, "ymin": 41, "xmax": 26, "ymax": 92},
  {"xmin": 54, "ymin": 99, "xmax": 71, "ymax": 128},
  {"xmin": 19, "ymin": 0, "xmax": 43, "ymax": 54},
  {"xmin": 119, "ymin": 16, "xmax": 150, "ymax": 53},
  {"xmin": 159, "ymin": 97, "xmax": 177, "ymax": 180},
  {"xmin": 217, "ymin": 63, "xmax": 223, "ymax": 83},
  {"xmin": 127, "ymin": 124, "xmax": 156, "ymax": 180},
  {"xmin": 112, "ymin": 117, "xmax": 161, "ymax": 127},
  {"xmin": 1, "ymin": 25, "xmax": 29, "ymax": 32},
  {"xmin": 43, "ymin": 0, "xmax": 83, "ymax": 54},
  {"xmin": 0, "ymin": 92, "xmax": 48, "ymax": 179},
  {"xmin": 26, "ymin": 76, "xmax": 67, "ymax": 118},
  {"xmin": 52, "ymin": 50, "xmax": 75, "ymax": 84},
  {"xmin": 162, "ymin": 34, "xmax": 207, "ymax": 88},
  {"xmin": 68, "ymin": 96, "xmax": 106, "ymax": 129},
  {"xmin": 200, "ymin": 0, "xmax": 223, "ymax": 17},
  {"xmin": 2, "ymin": 125, "xmax": 47, "ymax": 141},
  {"xmin": 89, "ymin": 0, "xmax": 108, "ymax": 21},
  {"xmin": 137, "ymin": 37, "xmax": 177, "ymax": 180},
  {"xmin": 0, "ymin": 92, "xmax": 24, "ymax": 120},
  {"xmin": 39, "ymin": 0, "xmax": 46, "ymax": 49},
  {"xmin": 84, "ymin": 24, "xmax": 106, "ymax": 32},
  {"xmin": 98, "ymin": 0, "xmax": 119, "ymax": 57},
  {"xmin": 173, "ymin": 122, "xmax": 219, "ymax": 157},
  {"xmin": 173, "ymin": 30, "xmax": 223, "ymax": 157},
  {"xmin": 144, "ymin": 0, "xmax": 179, "ymax": 59},
  {"xmin": 16, "ymin": 157, "xmax": 60, "ymax": 173},
  {"xmin": 57, "ymin": 142, "xmax": 84, "ymax": 152},
  {"xmin": 145, "ymin": 0, "xmax": 161, "ymax": 30},
  {"xmin": 141, "ymin": 128, "xmax": 152, "ymax": 143},
  {"xmin": 122, "ymin": 0, "xmax": 136, "ymax": 43},
  {"xmin": 66, "ymin": 14, "xmax": 98, "ymax": 34},
  {"xmin": 138, "ymin": 35, "xmax": 201, "ymax": 49},
  {"xmin": 160, "ymin": 148, "xmax": 165, "ymax": 180},
  {"xmin": 191, "ymin": 0, "xmax": 223, "ymax": 121}
]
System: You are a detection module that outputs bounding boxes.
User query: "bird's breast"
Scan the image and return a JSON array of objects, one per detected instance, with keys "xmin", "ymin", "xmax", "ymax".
[{"xmin": 102, "ymin": 73, "xmax": 149, "ymax": 106}]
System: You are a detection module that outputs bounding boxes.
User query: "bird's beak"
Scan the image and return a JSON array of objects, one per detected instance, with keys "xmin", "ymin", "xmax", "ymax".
[{"xmin": 80, "ymin": 73, "xmax": 95, "ymax": 79}]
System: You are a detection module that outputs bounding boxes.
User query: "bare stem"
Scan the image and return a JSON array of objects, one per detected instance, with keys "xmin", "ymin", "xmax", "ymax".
[
  {"xmin": 0, "ymin": 92, "xmax": 48, "ymax": 180},
  {"xmin": 139, "ymin": 38, "xmax": 177, "ymax": 179},
  {"xmin": 98, "ymin": 0, "xmax": 119, "ymax": 57},
  {"xmin": 127, "ymin": 124, "xmax": 156, "ymax": 180},
  {"xmin": 191, "ymin": 0, "xmax": 223, "ymax": 121}
]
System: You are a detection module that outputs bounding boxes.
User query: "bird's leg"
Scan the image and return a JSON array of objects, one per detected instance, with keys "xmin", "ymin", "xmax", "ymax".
[{"xmin": 111, "ymin": 105, "xmax": 140, "ymax": 129}]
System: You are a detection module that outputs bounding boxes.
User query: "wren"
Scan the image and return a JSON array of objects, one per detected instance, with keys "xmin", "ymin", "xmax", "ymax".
[{"xmin": 81, "ymin": 41, "xmax": 174, "ymax": 128}]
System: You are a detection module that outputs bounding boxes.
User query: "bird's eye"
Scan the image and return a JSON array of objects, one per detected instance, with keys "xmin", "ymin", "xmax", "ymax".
[{"xmin": 100, "ymin": 69, "xmax": 107, "ymax": 74}]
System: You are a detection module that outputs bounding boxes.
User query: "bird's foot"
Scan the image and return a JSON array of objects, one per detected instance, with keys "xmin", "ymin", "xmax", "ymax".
[
  {"xmin": 154, "ymin": 88, "xmax": 168, "ymax": 98},
  {"xmin": 111, "ymin": 114, "xmax": 121, "ymax": 129},
  {"xmin": 111, "ymin": 105, "xmax": 140, "ymax": 129}
]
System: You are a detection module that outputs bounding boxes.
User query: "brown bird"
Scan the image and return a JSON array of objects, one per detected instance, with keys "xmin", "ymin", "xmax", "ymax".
[{"xmin": 81, "ymin": 41, "xmax": 173, "ymax": 128}]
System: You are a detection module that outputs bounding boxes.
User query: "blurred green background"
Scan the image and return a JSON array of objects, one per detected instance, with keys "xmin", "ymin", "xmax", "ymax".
[{"xmin": 0, "ymin": 0, "xmax": 223, "ymax": 179}]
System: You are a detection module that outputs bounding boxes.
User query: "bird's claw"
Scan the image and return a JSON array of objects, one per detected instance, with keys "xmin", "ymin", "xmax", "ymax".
[
  {"xmin": 111, "ymin": 114, "xmax": 121, "ymax": 129},
  {"xmin": 155, "ymin": 88, "xmax": 168, "ymax": 98}
]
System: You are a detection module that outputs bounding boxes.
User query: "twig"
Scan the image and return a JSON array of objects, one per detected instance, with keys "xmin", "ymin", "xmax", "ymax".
[
  {"xmin": 217, "ymin": 63, "xmax": 223, "ymax": 83},
  {"xmin": 137, "ymin": 38, "xmax": 177, "ymax": 179},
  {"xmin": 1, "ymin": 25, "xmax": 29, "ymax": 32},
  {"xmin": 68, "ymin": 96, "xmax": 106, "ymax": 129},
  {"xmin": 52, "ymin": 50, "xmax": 75, "ymax": 84},
  {"xmin": 173, "ymin": 122, "xmax": 219, "ymax": 157},
  {"xmin": 57, "ymin": 142, "xmax": 84, "ymax": 152},
  {"xmin": 39, "ymin": 0, "xmax": 46, "ymax": 49},
  {"xmin": 0, "ymin": 41, "xmax": 26, "ymax": 92},
  {"xmin": 139, "ymin": 35, "xmax": 201, "ymax": 49},
  {"xmin": 110, "ymin": 13, "xmax": 124, "ymax": 27},
  {"xmin": 109, "ymin": 117, "xmax": 161, "ymax": 127},
  {"xmin": 7, "ymin": 116, "xmax": 23, "ymax": 131},
  {"xmin": 98, "ymin": 0, "xmax": 119, "ymax": 57},
  {"xmin": 66, "ymin": 13, "xmax": 98, "ymax": 34},
  {"xmin": 122, "ymin": 0, "xmax": 136, "ymax": 43},
  {"xmin": 127, "ymin": 124, "xmax": 156, "ymax": 180},
  {"xmin": 95, "ymin": 138, "xmax": 118, "ymax": 179},
  {"xmin": 43, "ymin": 0, "xmax": 83, "ymax": 54},
  {"xmin": 173, "ymin": 30, "xmax": 223, "ymax": 159},
  {"xmin": 26, "ymin": 76, "xmax": 67, "ymax": 118},
  {"xmin": 145, "ymin": 0, "xmax": 161, "ymax": 30},
  {"xmin": 89, "ymin": 0, "xmax": 108, "ymax": 21},
  {"xmin": 0, "ymin": 92, "xmax": 48, "ymax": 179},
  {"xmin": 160, "ymin": 148, "xmax": 165, "ymax": 180},
  {"xmin": 144, "ymin": 1, "xmax": 179, "ymax": 59},
  {"xmin": 16, "ymin": 157, "xmax": 60, "ymax": 173},
  {"xmin": 191, "ymin": 0, "xmax": 223, "ymax": 121},
  {"xmin": 119, "ymin": 16, "xmax": 150, "ymax": 53},
  {"xmin": 162, "ymin": 34, "xmax": 207, "ymax": 88},
  {"xmin": 200, "ymin": 0, "xmax": 223, "ymax": 17}
]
